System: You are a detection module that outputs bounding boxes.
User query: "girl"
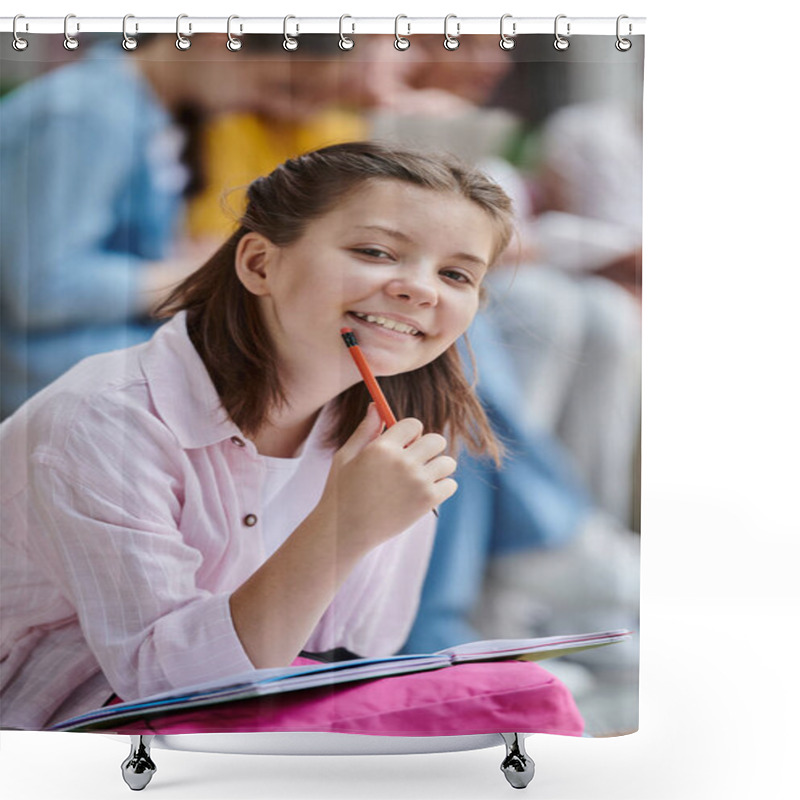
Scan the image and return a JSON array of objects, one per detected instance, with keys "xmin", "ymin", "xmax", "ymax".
[{"xmin": 0, "ymin": 142, "xmax": 513, "ymax": 730}]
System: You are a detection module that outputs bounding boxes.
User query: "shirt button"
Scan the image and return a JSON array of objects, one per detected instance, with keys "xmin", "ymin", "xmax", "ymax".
[
  {"xmin": 243, "ymin": 514, "xmax": 258, "ymax": 527},
  {"xmin": 231, "ymin": 436, "xmax": 246, "ymax": 447}
]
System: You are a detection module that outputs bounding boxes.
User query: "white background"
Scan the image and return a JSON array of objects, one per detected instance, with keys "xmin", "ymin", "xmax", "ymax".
[{"xmin": 2, "ymin": 1, "xmax": 799, "ymax": 798}]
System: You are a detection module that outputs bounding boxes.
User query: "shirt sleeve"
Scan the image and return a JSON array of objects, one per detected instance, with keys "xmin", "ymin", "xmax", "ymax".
[
  {"xmin": 0, "ymin": 109, "xmax": 154, "ymax": 332},
  {"xmin": 26, "ymin": 400, "xmax": 256, "ymax": 702}
]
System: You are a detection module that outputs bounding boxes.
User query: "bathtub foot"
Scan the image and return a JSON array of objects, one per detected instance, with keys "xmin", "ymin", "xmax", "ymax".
[
  {"xmin": 500, "ymin": 733, "xmax": 535, "ymax": 789},
  {"xmin": 121, "ymin": 735, "xmax": 156, "ymax": 791}
]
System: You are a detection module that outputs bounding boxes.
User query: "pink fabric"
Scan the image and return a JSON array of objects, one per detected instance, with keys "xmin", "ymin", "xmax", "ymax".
[
  {"xmin": 0, "ymin": 313, "xmax": 435, "ymax": 730},
  {"xmin": 104, "ymin": 660, "xmax": 584, "ymax": 738}
]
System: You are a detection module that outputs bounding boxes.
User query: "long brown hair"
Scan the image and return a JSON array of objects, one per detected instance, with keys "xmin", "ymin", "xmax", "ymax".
[{"xmin": 157, "ymin": 141, "xmax": 514, "ymax": 464}]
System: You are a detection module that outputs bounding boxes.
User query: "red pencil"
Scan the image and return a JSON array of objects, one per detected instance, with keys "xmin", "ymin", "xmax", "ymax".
[
  {"xmin": 340, "ymin": 327, "xmax": 397, "ymax": 428},
  {"xmin": 341, "ymin": 327, "xmax": 439, "ymax": 518}
]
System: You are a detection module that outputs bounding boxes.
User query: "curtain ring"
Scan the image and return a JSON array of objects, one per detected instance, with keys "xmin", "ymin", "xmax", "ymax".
[
  {"xmin": 227, "ymin": 15, "xmax": 242, "ymax": 51},
  {"xmin": 394, "ymin": 15, "xmax": 410, "ymax": 51},
  {"xmin": 616, "ymin": 15, "xmax": 632, "ymax": 51},
  {"xmin": 121, "ymin": 14, "xmax": 138, "ymax": 51},
  {"xmin": 499, "ymin": 14, "xmax": 516, "ymax": 50},
  {"xmin": 283, "ymin": 15, "xmax": 299, "ymax": 51},
  {"xmin": 553, "ymin": 14, "xmax": 570, "ymax": 51},
  {"xmin": 63, "ymin": 13, "xmax": 79, "ymax": 51},
  {"xmin": 339, "ymin": 14, "xmax": 355, "ymax": 50},
  {"xmin": 12, "ymin": 14, "xmax": 29, "ymax": 51},
  {"xmin": 175, "ymin": 14, "xmax": 192, "ymax": 50},
  {"xmin": 443, "ymin": 14, "xmax": 460, "ymax": 51}
]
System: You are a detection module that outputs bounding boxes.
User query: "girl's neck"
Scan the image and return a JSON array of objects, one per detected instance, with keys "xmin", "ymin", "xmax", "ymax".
[
  {"xmin": 250, "ymin": 356, "xmax": 361, "ymax": 457},
  {"xmin": 250, "ymin": 412, "xmax": 320, "ymax": 459},
  {"xmin": 250, "ymin": 383, "xmax": 332, "ymax": 459}
]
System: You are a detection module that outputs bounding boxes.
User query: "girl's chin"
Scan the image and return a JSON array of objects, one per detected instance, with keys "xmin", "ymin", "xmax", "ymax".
[
  {"xmin": 356, "ymin": 340, "xmax": 449, "ymax": 377},
  {"xmin": 371, "ymin": 356, "xmax": 436, "ymax": 378}
]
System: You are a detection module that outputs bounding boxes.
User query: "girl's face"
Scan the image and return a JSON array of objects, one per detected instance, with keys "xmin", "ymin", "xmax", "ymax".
[{"xmin": 246, "ymin": 180, "xmax": 497, "ymax": 390}]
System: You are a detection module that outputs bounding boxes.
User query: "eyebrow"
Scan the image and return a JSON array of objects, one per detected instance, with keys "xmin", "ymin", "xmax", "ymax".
[{"xmin": 353, "ymin": 225, "xmax": 488, "ymax": 270}]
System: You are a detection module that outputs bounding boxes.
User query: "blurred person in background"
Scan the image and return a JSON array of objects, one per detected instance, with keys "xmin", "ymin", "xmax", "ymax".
[
  {"xmin": 485, "ymin": 102, "xmax": 642, "ymax": 524},
  {"xmin": 186, "ymin": 35, "xmax": 516, "ymax": 242},
  {"xmin": 183, "ymin": 35, "xmax": 377, "ymax": 240},
  {"xmin": 470, "ymin": 103, "xmax": 643, "ymax": 684}
]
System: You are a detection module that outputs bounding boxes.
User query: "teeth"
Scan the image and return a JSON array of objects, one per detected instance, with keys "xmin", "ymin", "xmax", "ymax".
[{"xmin": 353, "ymin": 312, "xmax": 419, "ymax": 336}]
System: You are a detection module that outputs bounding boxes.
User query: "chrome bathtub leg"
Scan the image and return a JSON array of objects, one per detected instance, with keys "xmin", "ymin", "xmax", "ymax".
[
  {"xmin": 500, "ymin": 733, "xmax": 535, "ymax": 789},
  {"xmin": 121, "ymin": 735, "xmax": 156, "ymax": 791}
]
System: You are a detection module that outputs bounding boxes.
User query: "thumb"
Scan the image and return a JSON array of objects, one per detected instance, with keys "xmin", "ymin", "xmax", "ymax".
[{"xmin": 336, "ymin": 403, "xmax": 383, "ymax": 462}]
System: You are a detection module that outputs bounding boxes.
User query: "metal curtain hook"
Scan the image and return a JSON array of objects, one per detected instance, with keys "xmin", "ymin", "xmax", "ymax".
[
  {"xmin": 499, "ymin": 14, "xmax": 516, "ymax": 50},
  {"xmin": 63, "ymin": 13, "xmax": 79, "ymax": 51},
  {"xmin": 227, "ymin": 15, "xmax": 242, "ymax": 51},
  {"xmin": 12, "ymin": 14, "xmax": 29, "ymax": 51},
  {"xmin": 394, "ymin": 15, "xmax": 410, "ymax": 51},
  {"xmin": 443, "ymin": 14, "xmax": 460, "ymax": 51},
  {"xmin": 283, "ymin": 15, "xmax": 299, "ymax": 51},
  {"xmin": 339, "ymin": 15, "xmax": 355, "ymax": 50},
  {"xmin": 616, "ymin": 15, "xmax": 632, "ymax": 51},
  {"xmin": 554, "ymin": 14, "xmax": 570, "ymax": 51},
  {"xmin": 176, "ymin": 14, "xmax": 192, "ymax": 50},
  {"xmin": 122, "ymin": 14, "xmax": 138, "ymax": 51}
]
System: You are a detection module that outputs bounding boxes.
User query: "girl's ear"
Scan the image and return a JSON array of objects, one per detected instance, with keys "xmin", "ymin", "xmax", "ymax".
[{"xmin": 235, "ymin": 232, "xmax": 278, "ymax": 296}]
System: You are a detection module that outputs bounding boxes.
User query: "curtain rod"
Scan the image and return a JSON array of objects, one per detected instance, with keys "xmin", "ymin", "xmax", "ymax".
[{"xmin": 1, "ymin": 15, "xmax": 646, "ymax": 37}]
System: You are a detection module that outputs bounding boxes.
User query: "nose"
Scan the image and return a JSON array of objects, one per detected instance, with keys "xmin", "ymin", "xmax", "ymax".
[{"xmin": 385, "ymin": 268, "xmax": 438, "ymax": 307}]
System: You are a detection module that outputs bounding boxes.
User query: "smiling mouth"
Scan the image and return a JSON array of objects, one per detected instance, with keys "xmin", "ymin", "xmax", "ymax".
[{"xmin": 348, "ymin": 311, "xmax": 424, "ymax": 337}]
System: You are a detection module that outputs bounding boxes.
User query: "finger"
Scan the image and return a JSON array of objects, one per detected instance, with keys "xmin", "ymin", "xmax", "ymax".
[
  {"xmin": 424, "ymin": 454, "xmax": 457, "ymax": 482},
  {"xmin": 405, "ymin": 433, "xmax": 448, "ymax": 464},
  {"xmin": 433, "ymin": 477, "xmax": 458, "ymax": 504},
  {"xmin": 379, "ymin": 417, "xmax": 424, "ymax": 448}
]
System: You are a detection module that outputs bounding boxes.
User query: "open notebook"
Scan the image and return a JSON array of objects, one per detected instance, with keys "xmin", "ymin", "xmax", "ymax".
[{"xmin": 52, "ymin": 629, "xmax": 631, "ymax": 732}]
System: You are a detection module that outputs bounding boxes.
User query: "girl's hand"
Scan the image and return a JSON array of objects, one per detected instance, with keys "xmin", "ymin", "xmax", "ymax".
[{"xmin": 316, "ymin": 405, "xmax": 457, "ymax": 556}]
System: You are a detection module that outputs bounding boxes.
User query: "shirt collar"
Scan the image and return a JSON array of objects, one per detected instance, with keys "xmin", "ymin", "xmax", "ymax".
[{"xmin": 140, "ymin": 312, "xmax": 243, "ymax": 449}]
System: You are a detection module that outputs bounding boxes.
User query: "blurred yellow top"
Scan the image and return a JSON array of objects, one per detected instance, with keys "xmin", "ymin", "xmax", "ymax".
[{"xmin": 186, "ymin": 110, "xmax": 368, "ymax": 239}]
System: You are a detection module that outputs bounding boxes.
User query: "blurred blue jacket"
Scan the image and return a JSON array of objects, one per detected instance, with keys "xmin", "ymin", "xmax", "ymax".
[
  {"xmin": 402, "ymin": 312, "xmax": 590, "ymax": 653},
  {"xmin": 0, "ymin": 46, "xmax": 182, "ymax": 416}
]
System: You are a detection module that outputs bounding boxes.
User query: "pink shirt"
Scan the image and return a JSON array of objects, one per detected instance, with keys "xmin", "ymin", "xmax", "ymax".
[{"xmin": 0, "ymin": 313, "xmax": 436, "ymax": 730}]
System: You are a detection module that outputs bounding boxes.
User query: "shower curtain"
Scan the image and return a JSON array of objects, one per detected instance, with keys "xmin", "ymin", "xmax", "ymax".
[{"xmin": 0, "ymin": 20, "xmax": 643, "ymax": 755}]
